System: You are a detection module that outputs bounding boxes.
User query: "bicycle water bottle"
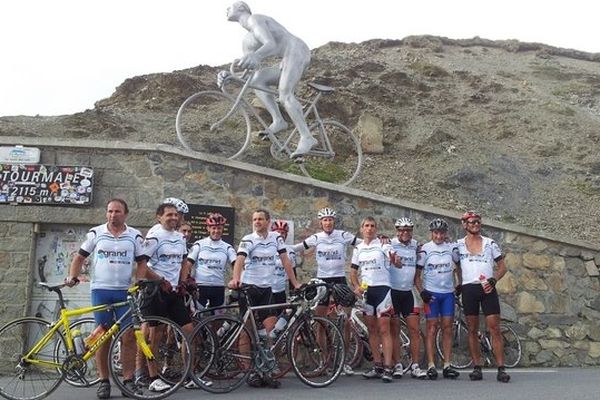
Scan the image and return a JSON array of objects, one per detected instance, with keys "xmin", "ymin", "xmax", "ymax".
[
  {"xmin": 217, "ymin": 321, "xmax": 231, "ymax": 337},
  {"xmin": 269, "ymin": 310, "xmax": 291, "ymax": 338},
  {"xmin": 72, "ymin": 329, "xmax": 86, "ymax": 354},
  {"xmin": 479, "ymin": 274, "xmax": 493, "ymax": 294},
  {"xmin": 85, "ymin": 325, "xmax": 107, "ymax": 348}
]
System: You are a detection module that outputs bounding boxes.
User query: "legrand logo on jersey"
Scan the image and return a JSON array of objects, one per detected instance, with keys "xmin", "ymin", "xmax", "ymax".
[
  {"xmin": 317, "ymin": 249, "xmax": 341, "ymax": 260},
  {"xmin": 97, "ymin": 249, "xmax": 128, "ymax": 258},
  {"xmin": 250, "ymin": 255, "xmax": 275, "ymax": 263},
  {"xmin": 158, "ymin": 254, "xmax": 182, "ymax": 262}
]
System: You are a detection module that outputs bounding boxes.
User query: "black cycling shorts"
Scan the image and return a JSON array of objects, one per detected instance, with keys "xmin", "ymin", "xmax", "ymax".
[
  {"xmin": 390, "ymin": 289, "xmax": 417, "ymax": 318},
  {"xmin": 240, "ymin": 285, "xmax": 273, "ymax": 323},
  {"xmin": 143, "ymin": 290, "xmax": 191, "ymax": 327},
  {"xmin": 196, "ymin": 285, "xmax": 225, "ymax": 309},
  {"xmin": 461, "ymin": 283, "xmax": 501, "ymax": 316},
  {"xmin": 316, "ymin": 276, "xmax": 347, "ymax": 306}
]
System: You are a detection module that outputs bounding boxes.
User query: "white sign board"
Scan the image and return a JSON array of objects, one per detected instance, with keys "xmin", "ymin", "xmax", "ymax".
[{"xmin": 0, "ymin": 146, "xmax": 41, "ymax": 163}]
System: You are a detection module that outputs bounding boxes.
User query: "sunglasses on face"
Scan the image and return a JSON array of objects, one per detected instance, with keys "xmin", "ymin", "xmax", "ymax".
[{"xmin": 466, "ymin": 220, "xmax": 481, "ymax": 225}]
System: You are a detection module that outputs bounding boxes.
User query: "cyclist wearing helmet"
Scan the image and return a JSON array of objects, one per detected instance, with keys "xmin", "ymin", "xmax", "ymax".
[
  {"xmin": 293, "ymin": 207, "xmax": 359, "ymax": 376},
  {"xmin": 141, "ymin": 202, "xmax": 194, "ymax": 392},
  {"xmin": 350, "ymin": 217, "xmax": 402, "ymax": 383},
  {"xmin": 416, "ymin": 218, "xmax": 460, "ymax": 381},
  {"xmin": 229, "ymin": 209, "xmax": 300, "ymax": 388},
  {"xmin": 457, "ymin": 211, "xmax": 510, "ymax": 383},
  {"xmin": 162, "ymin": 197, "xmax": 189, "ymax": 227},
  {"xmin": 389, "ymin": 217, "xmax": 427, "ymax": 379},
  {"xmin": 271, "ymin": 220, "xmax": 297, "ymax": 304},
  {"xmin": 183, "ymin": 213, "xmax": 236, "ymax": 312}
]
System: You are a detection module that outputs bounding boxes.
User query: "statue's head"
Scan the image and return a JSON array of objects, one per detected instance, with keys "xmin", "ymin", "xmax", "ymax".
[{"xmin": 227, "ymin": 1, "xmax": 251, "ymax": 21}]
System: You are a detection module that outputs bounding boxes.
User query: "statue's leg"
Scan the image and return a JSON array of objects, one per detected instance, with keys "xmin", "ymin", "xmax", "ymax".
[
  {"xmin": 280, "ymin": 47, "xmax": 315, "ymax": 157},
  {"xmin": 251, "ymin": 66, "xmax": 288, "ymax": 134}
]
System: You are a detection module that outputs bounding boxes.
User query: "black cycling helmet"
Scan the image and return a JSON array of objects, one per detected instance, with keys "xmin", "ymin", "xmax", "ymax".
[
  {"xmin": 428, "ymin": 218, "xmax": 449, "ymax": 232},
  {"xmin": 332, "ymin": 283, "xmax": 357, "ymax": 307}
]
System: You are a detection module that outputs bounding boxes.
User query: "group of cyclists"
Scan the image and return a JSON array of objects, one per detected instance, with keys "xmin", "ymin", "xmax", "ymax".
[{"xmin": 64, "ymin": 196, "xmax": 510, "ymax": 399}]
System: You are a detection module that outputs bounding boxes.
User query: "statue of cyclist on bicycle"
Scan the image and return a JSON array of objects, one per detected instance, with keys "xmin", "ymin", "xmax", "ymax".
[{"xmin": 220, "ymin": 2, "xmax": 317, "ymax": 159}]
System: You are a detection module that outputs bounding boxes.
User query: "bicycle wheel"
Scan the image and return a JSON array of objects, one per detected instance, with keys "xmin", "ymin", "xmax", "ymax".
[
  {"xmin": 289, "ymin": 316, "xmax": 345, "ymax": 388},
  {"xmin": 399, "ymin": 320, "xmax": 426, "ymax": 373},
  {"xmin": 345, "ymin": 324, "xmax": 364, "ymax": 369},
  {"xmin": 55, "ymin": 317, "xmax": 100, "ymax": 387},
  {"xmin": 175, "ymin": 90, "xmax": 252, "ymax": 159},
  {"xmin": 298, "ymin": 120, "xmax": 362, "ymax": 186},
  {"xmin": 435, "ymin": 322, "xmax": 472, "ymax": 369},
  {"xmin": 0, "ymin": 317, "xmax": 65, "ymax": 400},
  {"xmin": 109, "ymin": 317, "xmax": 192, "ymax": 400},
  {"xmin": 493, "ymin": 324, "xmax": 522, "ymax": 368},
  {"xmin": 271, "ymin": 332, "xmax": 293, "ymax": 379},
  {"xmin": 189, "ymin": 315, "xmax": 253, "ymax": 394}
]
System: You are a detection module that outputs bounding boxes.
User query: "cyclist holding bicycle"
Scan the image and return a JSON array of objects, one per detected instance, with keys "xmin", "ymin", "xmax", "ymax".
[
  {"xmin": 457, "ymin": 211, "xmax": 510, "ymax": 383},
  {"xmin": 223, "ymin": 1, "xmax": 317, "ymax": 158},
  {"xmin": 350, "ymin": 216, "xmax": 402, "ymax": 383},
  {"xmin": 140, "ymin": 202, "xmax": 195, "ymax": 393},
  {"xmin": 66, "ymin": 198, "xmax": 159, "ymax": 399},
  {"xmin": 293, "ymin": 207, "xmax": 359, "ymax": 376},
  {"xmin": 228, "ymin": 209, "xmax": 300, "ymax": 388},
  {"xmin": 416, "ymin": 218, "xmax": 461, "ymax": 380},
  {"xmin": 389, "ymin": 217, "xmax": 427, "ymax": 379}
]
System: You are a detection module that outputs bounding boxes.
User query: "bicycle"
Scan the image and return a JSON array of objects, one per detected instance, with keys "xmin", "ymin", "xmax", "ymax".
[
  {"xmin": 0, "ymin": 280, "xmax": 193, "ymax": 400},
  {"xmin": 435, "ymin": 294, "xmax": 522, "ymax": 369},
  {"xmin": 175, "ymin": 62, "xmax": 363, "ymax": 186},
  {"xmin": 187, "ymin": 281, "xmax": 345, "ymax": 393}
]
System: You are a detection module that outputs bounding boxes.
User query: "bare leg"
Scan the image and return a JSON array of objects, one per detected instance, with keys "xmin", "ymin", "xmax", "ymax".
[
  {"xmin": 251, "ymin": 66, "xmax": 288, "ymax": 134},
  {"xmin": 377, "ymin": 316, "xmax": 393, "ymax": 368},
  {"xmin": 425, "ymin": 318, "xmax": 438, "ymax": 367},
  {"xmin": 364, "ymin": 315, "xmax": 381, "ymax": 365},
  {"xmin": 486, "ymin": 314, "xmax": 504, "ymax": 365},
  {"xmin": 390, "ymin": 316, "xmax": 401, "ymax": 365},
  {"xmin": 466, "ymin": 315, "xmax": 481, "ymax": 366},
  {"xmin": 441, "ymin": 316, "xmax": 454, "ymax": 366},
  {"xmin": 406, "ymin": 314, "xmax": 422, "ymax": 365},
  {"xmin": 120, "ymin": 330, "xmax": 136, "ymax": 380}
]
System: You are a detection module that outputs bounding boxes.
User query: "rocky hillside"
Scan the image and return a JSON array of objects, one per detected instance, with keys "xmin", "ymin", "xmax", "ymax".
[{"xmin": 2, "ymin": 36, "xmax": 599, "ymax": 243}]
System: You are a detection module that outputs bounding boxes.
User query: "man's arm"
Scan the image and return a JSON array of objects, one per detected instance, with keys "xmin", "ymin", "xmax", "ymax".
[
  {"xmin": 229, "ymin": 254, "xmax": 246, "ymax": 288},
  {"xmin": 135, "ymin": 257, "xmax": 161, "ymax": 281},
  {"xmin": 66, "ymin": 253, "xmax": 86, "ymax": 286},
  {"xmin": 280, "ymin": 252, "xmax": 299, "ymax": 289},
  {"xmin": 494, "ymin": 257, "xmax": 508, "ymax": 281}
]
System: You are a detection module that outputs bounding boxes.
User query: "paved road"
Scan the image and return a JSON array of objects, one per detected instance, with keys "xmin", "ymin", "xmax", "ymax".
[{"xmin": 43, "ymin": 367, "xmax": 600, "ymax": 400}]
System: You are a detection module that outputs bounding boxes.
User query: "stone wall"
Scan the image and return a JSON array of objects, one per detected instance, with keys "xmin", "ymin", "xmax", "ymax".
[{"xmin": 0, "ymin": 137, "xmax": 599, "ymax": 366}]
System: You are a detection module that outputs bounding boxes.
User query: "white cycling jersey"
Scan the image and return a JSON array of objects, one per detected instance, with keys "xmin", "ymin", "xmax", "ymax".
[
  {"xmin": 351, "ymin": 238, "xmax": 394, "ymax": 287},
  {"xmin": 80, "ymin": 223, "xmax": 144, "ymax": 291},
  {"xmin": 302, "ymin": 229, "xmax": 358, "ymax": 278},
  {"xmin": 456, "ymin": 236, "xmax": 503, "ymax": 284},
  {"xmin": 143, "ymin": 224, "xmax": 187, "ymax": 289},
  {"xmin": 417, "ymin": 241, "xmax": 459, "ymax": 293},
  {"xmin": 272, "ymin": 244, "xmax": 296, "ymax": 293},
  {"xmin": 390, "ymin": 238, "xmax": 419, "ymax": 291},
  {"xmin": 238, "ymin": 231, "xmax": 287, "ymax": 288},
  {"xmin": 187, "ymin": 237, "xmax": 236, "ymax": 286}
]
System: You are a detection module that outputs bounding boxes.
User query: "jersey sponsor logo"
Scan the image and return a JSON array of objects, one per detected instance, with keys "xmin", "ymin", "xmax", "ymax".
[
  {"xmin": 158, "ymin": 253, "xmax": 183, "ymax": 263},
  {"xmin": 317, "ymin": 249, "xmax": 342, "ymax": 260},
  {"xmin": 97, "ymin": 249, "xmax": 128, "ymax": 258},
  {"xmin": 198, "ymin": 257, "xmax": 224, "ymax": 269},
  {"xmin": 426, "ymin": 262, "xmax": 452, "ymax": 272},
  {"xmin": 250, "ymin": 255, "xmax": 275, "ymax": 264}
]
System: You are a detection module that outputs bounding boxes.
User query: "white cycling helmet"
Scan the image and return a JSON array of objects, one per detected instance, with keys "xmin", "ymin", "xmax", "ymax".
[
  {"xmin": 317, "ymin": 207, "xmax": 337, "ymax": 219},
  {"xmin": 394, "ymin": 217, "xmax": 414, "ymax": 228},
  {"xmin": 162, "ymin": 197, "xmax": 189, "ymax": 214}
]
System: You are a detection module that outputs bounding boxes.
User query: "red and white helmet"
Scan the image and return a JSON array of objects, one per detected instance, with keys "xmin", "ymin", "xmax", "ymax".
[
  {"xmin": 271, "ymin": 220, "xmax": 289, "ymax": 232},
  {"xmin": 206, "ymin": 213, "xmax": 226, "ymax": 226},
  {"xmin": 461, "ymin": 210, "xmax": 481, "ymax": 222}
]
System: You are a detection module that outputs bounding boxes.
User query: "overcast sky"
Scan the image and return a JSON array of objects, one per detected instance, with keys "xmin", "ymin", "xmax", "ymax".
[{"xmin": 1, "ymin": 0, "xmax": 598, "ymax": 117}]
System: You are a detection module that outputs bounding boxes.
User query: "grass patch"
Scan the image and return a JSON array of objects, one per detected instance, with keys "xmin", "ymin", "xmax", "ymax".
[{"xmin": 408, "ymin": 61, "xmax": 449, "ymax": 78}]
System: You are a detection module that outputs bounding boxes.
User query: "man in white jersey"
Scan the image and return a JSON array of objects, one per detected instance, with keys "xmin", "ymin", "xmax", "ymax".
[
  {"xmin": 389, "ymin": 217, "xmax": 427, "ymax": 379},
  {"xmin": 229, "ymin": 209, "xmax": 300, "ymax": 388},
  {"xmin": 184, "ymin": 213, "xmax": 236, "ymax": 310},
  {"xmin": 416, "ymin": 218, "xmax": 460, "ymax": 380},
  {"xmin": 140, "ymin": 203, "xmax": 194, "ymax": 392},
  {"xmin": 350, "ymin": 216, "xmax": 402, "ymax": 383},
  {"xmin": 293, "ymin": 207, "xmax": 358, "ymax": 376},
  {"xmin": 66, "ymin": 199, "xmax": 158, "ymax": 399},
  {"xmin": 457, "ymin": 211, "xmax": 510, "ymax": 383}
]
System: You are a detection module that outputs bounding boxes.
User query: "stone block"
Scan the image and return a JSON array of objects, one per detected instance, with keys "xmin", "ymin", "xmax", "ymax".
[
  {"xmin": 565, "ymin": 323, "xmax": 588, "ymax": 340},
  {"xmin": 595, "ymin": 253, "xmax": 600, "ymax": 267},
  {"xmin": 584, "ymin": 260, "xmax": 599, "ymax": 277},
  {"xmin": 581, "ymin": 251, "xmax": 595, "ymax": 261},
  {"xmin": 357, "ymin": 112, "xmax": 384, "ymax": 154},
  {"xmin": 589, "ymin": 342, "xmax": 600, "ymax": 358},
  {"xmin": 517, "ymin": 292, "xmax": 545, "ymax": 313},
  {"xmin": 551, "ymin": 256, "xmax": 565, "ymax": 271},
  {"xmin": 520, "ymin": 270, "xmax": 548, "ymax": 291},
  {"xmin": 559, "ymin": 247, "xmax": 581, "ymax": 257},
  {"xmin": 544, "ymin": 327, "xmax": 562, "ymax": 339},
  {"xmin": 522, "ymin": 253, "xmax": 551, "ymax": 269},
  {"xmin": 496, "ymin": 271, "xmax": 517, "ymax": 294},
  {"xmin": 504, "ymin": 252, "xmax": 521, "ymax": 269}
]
